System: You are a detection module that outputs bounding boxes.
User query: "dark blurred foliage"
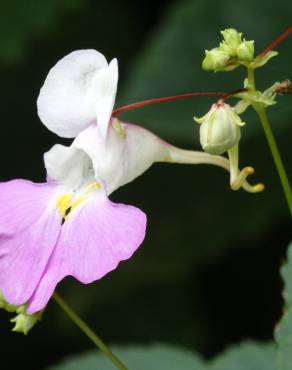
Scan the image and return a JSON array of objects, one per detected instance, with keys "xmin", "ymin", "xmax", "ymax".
[{"xmin": 0, "ymin": 0, "xmax": 291, "ymax": 369}]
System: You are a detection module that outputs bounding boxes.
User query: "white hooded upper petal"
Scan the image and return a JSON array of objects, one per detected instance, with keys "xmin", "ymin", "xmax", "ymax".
[{"xmin": 37, "ymin": 50, "xmax": 118, "ymax": 139}]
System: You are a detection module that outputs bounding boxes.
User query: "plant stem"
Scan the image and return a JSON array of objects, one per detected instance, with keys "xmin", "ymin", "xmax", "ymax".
[
  {"xmin": 258, "ymin": 26, "xmax": 292, "ymax": 57},
  {"xmin": 247, "ymin": 67, "xmax": 256, "ymax": 90},
  {"xmin": 247, "ymin": 66, "xmax": 292, "ymax": 218},
  {"xmin": 53, "ymin": 292, "xmax": 128, "ymax": 370},
  {"xmin": 112, "ymin": 88, "xmax": 245, "ymax": 116},
  {"xmin": 253, "ymin": 106, "xmax": 292, "ymax": 218}
]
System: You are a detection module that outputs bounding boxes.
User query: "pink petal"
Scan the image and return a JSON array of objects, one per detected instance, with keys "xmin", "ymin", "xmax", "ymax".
[
  {"xmin": 0, "ymin": 180, "xmax": 55, "ymax": 235},
  {"xmin": 0, "ymin": 180, "xmax": 61, "ymax": 305},
  {"xmin": 27, "ymin": 196, "xmax": 146, "ymax": 313}
]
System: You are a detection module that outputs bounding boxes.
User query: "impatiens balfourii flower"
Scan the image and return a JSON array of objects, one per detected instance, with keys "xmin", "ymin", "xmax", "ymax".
[{"xmin": 0, "ymin": 50, "xmax": 261, "ymax": 333}]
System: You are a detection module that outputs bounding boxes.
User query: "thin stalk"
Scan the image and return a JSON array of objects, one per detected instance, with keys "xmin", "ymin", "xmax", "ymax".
[
  {"xmin": 53, "ymin": 292, "xmax": 128, "ymax": 370},
  {"xmin": 253, "ymin": 106, "xmax": 292, "ymax": 218},
  {"xmin": 246, "ymin": 66, "xmax": 292, "ymax": 218},
  {"xmin": 112, "ymin": 89, "xmax": 245, "ymax": 116},
  {"xmin": 247, "ymin": 67, "xmax": 256, "ymax": 90},
  {"xmin": 258, "ymin": 26, "xmax": 292, "ymax": 57}
]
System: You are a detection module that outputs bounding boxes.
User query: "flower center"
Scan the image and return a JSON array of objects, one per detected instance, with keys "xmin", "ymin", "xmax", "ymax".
[{"xmin": 56, "ymin": 181, "xmax": 101, "ymax": 223}]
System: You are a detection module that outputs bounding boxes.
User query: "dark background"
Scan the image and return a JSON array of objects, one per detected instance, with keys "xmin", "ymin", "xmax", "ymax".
[{"xmin": 0, "ymin": 0, "xmax": 291, "ymax": 369}]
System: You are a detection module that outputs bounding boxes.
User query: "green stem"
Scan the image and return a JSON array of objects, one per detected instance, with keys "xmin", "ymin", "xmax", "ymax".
[
  {"xmin": 247, "ymin": 67, "xmax": 256, "ymax": 90},
  {"xmin": 246, "ymin": 66, "xmax": 292, "ymax": 219},
  {"xmin": 254, "ymin": 106, "xmax": 292, "ymax": 218},
  {"xmin": 53, "ymin": 292, "xmax": 128, "ymax": 370}
]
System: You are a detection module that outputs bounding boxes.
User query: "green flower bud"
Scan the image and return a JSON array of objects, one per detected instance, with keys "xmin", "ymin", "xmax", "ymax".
[
  {"xmin": 194, "ymin": 102, "xmax": 244, "ymax": 155},
  {"xmin": 11, "ymin": 306, "xmax": 42, "ymax": 335},
  {"xmin": 202, "ymin": 48, "xmax": 230, "ymax": 71},
  {"xmin": 221, "ymin": 28, "xmax": 242, "ymax": 56},
  {"xmin": 237, "ymin": 40, "xmax": 254, "ymax": 61},
  {"xmin": 1, "ymin": 290, "xmax": 43, "ymax": 334}
]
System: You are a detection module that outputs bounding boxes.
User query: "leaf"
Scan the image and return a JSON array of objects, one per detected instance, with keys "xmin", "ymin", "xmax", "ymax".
[
  {"xmin": 47, "ymin": 344, "xmax": 204, "ymax": 370},
  {"xmin": 210, "ymin": 342, "xmax": 276, "ymax": 370},
  {"xmin": 274, "ymin": 242, "xmax": 292, "ymax": 370},
  {"xmin": 47, "ymin": 341, "xmax": 275, "ymax": 370}
]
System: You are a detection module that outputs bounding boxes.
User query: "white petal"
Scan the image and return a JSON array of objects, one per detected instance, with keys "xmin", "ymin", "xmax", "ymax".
[
  {"xmin": 37, "ymin": 50, "xmax": 117, "ymax": 138},
  {"xmin": 44, "ymin": 144, "xmax": 94, "ymax": 190},
  {"xmin": 73, "ymin": 120, "xmax": 169, "ymax": 194},
  {"xmin": 94, "ymin": 58, "xmax": 118, "ymax": 139}
]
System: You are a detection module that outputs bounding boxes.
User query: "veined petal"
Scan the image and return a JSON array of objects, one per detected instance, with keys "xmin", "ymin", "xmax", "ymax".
[
  {"xmin": 0, "ymin": 180, "xmax": 57, "ymax": 234},
  {"xmin": 37, "ymin": 50, "xmax": 114, "ymax": 138},
  {"xmin": 27, "ymin": 193, "xmax": 146, "ymax": 313},
  {"xmin": 0, "ymin": 180, "xmax": 61, "ymax": 306}
]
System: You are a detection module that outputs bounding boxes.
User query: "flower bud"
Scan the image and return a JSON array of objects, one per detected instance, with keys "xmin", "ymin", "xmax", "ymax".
[
  {"xmin": 202, "ymin": 48, "xmax": 230, "ymax": 71},
  {"xmin": 11, "ymin": 306, "xmax": 42, "ymax": 335},
  {"xmin": 237, "ymin": 40, "xmax": 254, "ymax": 61},
  {"xmin": 1, "ymin": 290, "xmax": 42, "ymax": 334},
  {"xmin": 194, "ymin": 102, "xmax": 244, "ymax": 155},
  {"xmin": 221, "ymin": 28, "xmax": 242, "ymax": 56}
]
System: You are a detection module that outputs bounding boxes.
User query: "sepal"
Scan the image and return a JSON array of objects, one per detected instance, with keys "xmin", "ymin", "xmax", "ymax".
[{"xmin": 251, "ymin": 51, "xmax": 278, "ymax": 69}]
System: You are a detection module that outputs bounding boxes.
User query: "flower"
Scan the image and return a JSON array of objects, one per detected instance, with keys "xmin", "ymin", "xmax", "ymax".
[{"xmin": 0, "ymin": 50, "xmax": 260, "ymax": 330}]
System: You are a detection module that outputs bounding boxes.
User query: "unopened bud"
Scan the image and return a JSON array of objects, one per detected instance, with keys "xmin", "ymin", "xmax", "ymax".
[
  {"xmin": 194, "ymin": 102, "xmax": 244, "ymax": 155},
  {"xmin": 202, "ymin": 48, "xmax": 230, "ymax": 71},
  {"xmin": 221, "ymin": 28, "xmax": 242, "ymax": 56},
  {"xmin": 237, "ymin": 40, "xmax": 254, "ymax": 61},
  {"xmin": 11, "ymin": 306, "xmax": 42, "ymax": 335}
]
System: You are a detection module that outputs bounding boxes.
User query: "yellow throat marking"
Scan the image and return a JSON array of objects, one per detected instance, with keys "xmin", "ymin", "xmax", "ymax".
[
  {"xmin": 56, "ymin": 182, "xmax": 101, "ymax": 221},
  {"xmin": 56, "ymin": 194, "xmax": 72, "ymax": 219}
]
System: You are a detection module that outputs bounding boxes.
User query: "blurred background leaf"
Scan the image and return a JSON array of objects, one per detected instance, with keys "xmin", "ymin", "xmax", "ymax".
[
  {"xmin": 275, "ymin": 242, "xmax": 292, "ymax": 370},
  {"xmin": 47, "ymin": 341, "xmax": 275, "ymax": 370},
  {"xmin": 0, "ymin": 0, "xmax": 83, "ymax": 64},
  {"xmin": 209, "ymin": 341, "xmax": 275, "ymax": 370}
]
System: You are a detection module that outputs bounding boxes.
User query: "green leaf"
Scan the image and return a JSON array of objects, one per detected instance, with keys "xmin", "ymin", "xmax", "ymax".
[
  {"xmin": 210, "ymin": 342, "xmax": 276, "ymax": 370},
  {"xmin": 47, "ymin": 341, "xmax": 275, "ymax": 370},
  {"xmin": 275, "ymin": 242, "xmax": 292, "ymax": 370},
  {"xmin": 47, "ymin": 344, "xmax": 204, "ymax": 370}
]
